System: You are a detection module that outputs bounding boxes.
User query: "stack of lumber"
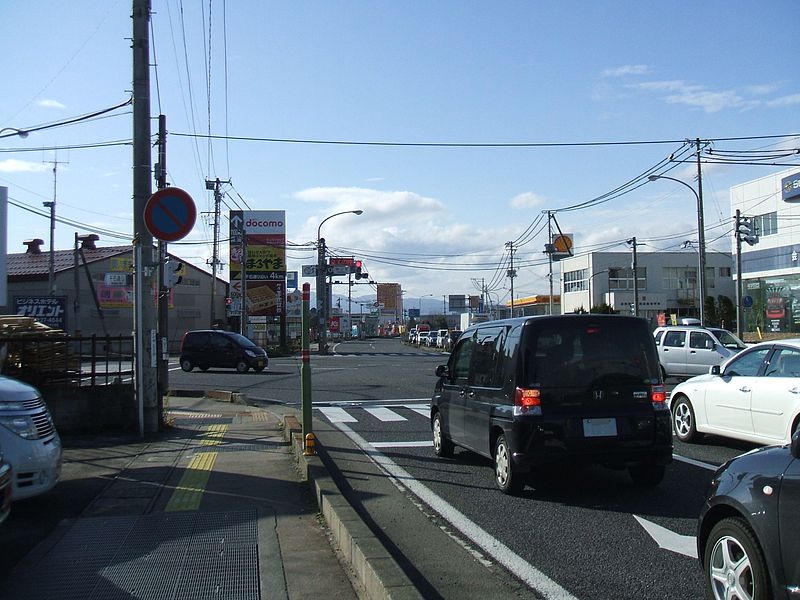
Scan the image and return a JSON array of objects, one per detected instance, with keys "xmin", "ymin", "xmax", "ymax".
[{"xmin": 0, "ymin": 316, "xmax": 78, "ymax": 379}]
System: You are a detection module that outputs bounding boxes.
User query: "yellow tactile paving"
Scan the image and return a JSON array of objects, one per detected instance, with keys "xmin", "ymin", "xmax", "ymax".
[{"xmin": 165, "ymin": 424, "xmax": 228, "ymax": 511}]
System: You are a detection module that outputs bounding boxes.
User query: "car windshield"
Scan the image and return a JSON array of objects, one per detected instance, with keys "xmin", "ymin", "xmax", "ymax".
[
  {"xmin": 708, "ymin": 329, "xmax": 746, "ymax": 350},
  {"xmin": 525, "ymin": 320, "xmax": 660, "ymax": 387},
  {"xmin": 228, "ymin": 333, "xmax": 259, "ymax": 348}
]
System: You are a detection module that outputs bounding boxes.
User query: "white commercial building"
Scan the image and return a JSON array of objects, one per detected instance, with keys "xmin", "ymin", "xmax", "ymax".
[
  {"xmin": 731, "ymin": 168, "xmax": 800, "ymax": 334},
  {"xmin": 559, "ymin": 251, "xmax": 735, "ymax": 327}
]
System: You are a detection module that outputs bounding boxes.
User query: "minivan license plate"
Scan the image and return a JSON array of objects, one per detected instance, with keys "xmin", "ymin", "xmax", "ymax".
[{"xmin": 583, "ymin": 418, "xmax": 617, "ymax": 437}]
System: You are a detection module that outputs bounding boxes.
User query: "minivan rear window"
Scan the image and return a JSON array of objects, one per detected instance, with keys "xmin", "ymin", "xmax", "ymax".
[{"xmin": 524, "ymin": 320, "xmax": 659, "ymax": 388}]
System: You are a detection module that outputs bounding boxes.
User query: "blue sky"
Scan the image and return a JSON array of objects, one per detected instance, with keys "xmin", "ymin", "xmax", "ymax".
[{"xmin": 1, "ymin": 1, "xmax": 798, "ymax": 307}]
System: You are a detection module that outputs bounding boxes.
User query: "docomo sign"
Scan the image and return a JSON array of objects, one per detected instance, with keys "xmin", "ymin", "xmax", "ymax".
[{"xmin": 243, "ymin": 211, "xmax": 285, "ymax": 234}]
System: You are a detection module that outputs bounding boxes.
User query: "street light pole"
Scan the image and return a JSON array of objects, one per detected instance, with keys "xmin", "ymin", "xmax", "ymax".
[
  {"xmin": 316, "ymin": 210, "xmax": 363, "ymax": 353},
  {"xmin": 648, "ymin": 174, "xmax": 706, "ymax": 325},
  {"xmin": 0, "ymin": 127, "xmax": 29, "ymax": 139}
]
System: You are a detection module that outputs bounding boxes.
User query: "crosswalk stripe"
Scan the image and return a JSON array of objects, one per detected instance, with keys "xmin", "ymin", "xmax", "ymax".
[
  {"xmin": 317, "ymin": 407, "xmax": 358, "ymax": 423},
  {"xmin": 364, "ymin": 407, "xmax": 406, "ymax": 422},
  {"xmin": 405, "ymin": 404, "xmax": 430, "ymax": 417}
]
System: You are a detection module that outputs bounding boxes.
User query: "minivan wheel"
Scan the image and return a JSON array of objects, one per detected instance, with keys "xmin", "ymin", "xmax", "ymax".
[
  {"xmin": 494, "ymin": 434, "xmax": 524, "ymax": 495},
  {"xmin": 704, "ymin": 517, "xmax": 770, "ymax": 600},
  {"xmin": 235, "ymin": 360, "xmax": 249, "ymax": 373},
  {"xmin": 672, "ymin": 395, "xmax": 699, "ymax": 442},
  {"xmin": 432, "ymin": 413, "xmax": 454, "ymax": 458},
  {"xmin": 629, "ymin": 464, "xmax": 665, "ymax": 487},
  {"xmin": 180, "ymin": 358, "xmax": 193, "ymax": 372}
]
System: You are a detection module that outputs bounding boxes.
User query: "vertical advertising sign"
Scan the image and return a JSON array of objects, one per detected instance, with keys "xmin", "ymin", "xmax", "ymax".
[{"xmin": 229, "ymin": 210, "xmax": 286, "ymax": 320}]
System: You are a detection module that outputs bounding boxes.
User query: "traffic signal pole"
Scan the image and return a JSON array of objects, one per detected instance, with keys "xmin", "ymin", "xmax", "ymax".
[
  {"xmin": 735, "ymin": 209, "xmax": 744, "ymax": 339},
  {"xmin": 301, "ymin": 283, "xmax": 313, "ymax": 440}
]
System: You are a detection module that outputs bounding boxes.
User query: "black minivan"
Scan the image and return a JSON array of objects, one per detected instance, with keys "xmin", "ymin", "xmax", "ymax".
[
  {"xmin": 431, "ymin": 314, "xmax": 672, "ymax": 494},
  {"xmin": 180, "ymin": 330, "xmax": 268, "ymax": 373}
]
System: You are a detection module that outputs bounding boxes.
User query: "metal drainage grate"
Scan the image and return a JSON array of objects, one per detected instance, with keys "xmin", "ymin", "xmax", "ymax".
[
  {"xmin": 209, "ymin": 441, "xmax": 289, "ymax": 453},
  {"xmin": 0, "ymin": 511, "xmax": 260, "ymax": 600}
]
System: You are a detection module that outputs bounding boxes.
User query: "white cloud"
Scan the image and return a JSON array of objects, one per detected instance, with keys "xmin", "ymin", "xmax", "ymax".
[
  {"xmin": 0, "ymin": 159, "xmax": 49, "ymax": 173},
  {"xmin": 602, "ymin": 65, "xmax": 649, "ymax": 78},
  {"xmin": 628, "ymin": 80, "xmax": 745, "ymax": 113},
  {"xmin": 746, "ymin": 83, "xmax": 782, "ymax": 96},
  {"xmin": 767, "ymin": 93, "xmax": 800, "ymax": 107},
  {"xmin": 510, "ymin": 192, "xmax": 546, "ymax": 209},
  {"xmin": 37, "ymin": 99, "xmax": 66, "ymax": 109}
]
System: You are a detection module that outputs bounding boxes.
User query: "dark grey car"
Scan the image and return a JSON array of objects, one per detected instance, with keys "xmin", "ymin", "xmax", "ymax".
[
  {"xmin": 179, "ymin": 330, "xmax": 268, "ymax": 373},
  {"xmin": 698, "ymin": 430, "xmax": 800, "ymax": 600}
]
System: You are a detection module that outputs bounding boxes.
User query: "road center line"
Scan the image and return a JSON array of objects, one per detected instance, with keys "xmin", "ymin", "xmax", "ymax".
[{"xmin": 332, "ymin": 421, "xmax": 579, "ymax": 600}]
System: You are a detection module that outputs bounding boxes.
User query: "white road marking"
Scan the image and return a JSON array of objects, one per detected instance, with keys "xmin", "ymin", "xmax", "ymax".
[
  {"xmin": 371, "ymin": 441, "xmax": 432, "ymax": 448},
  {"xmin": 364, "ymin": 407, "xmax": 406, "ymax": 422},
  {"xmin": 633, "ymin": 515, "xmax": 698, "ymax": 559},
  {"xmin": 672, "ymin": 454, "xmax": 718, "ymax": 471},
  {"xmin": 405, "ymin": 404, "xmax": 430, "ymax": 417},
  {"xmin": 317, "ymin": 407, "xmax": 358, "ymax": 423},
  {"xmin": 332, "ymin": 421, "xmax": 579, "ymax": 600}
]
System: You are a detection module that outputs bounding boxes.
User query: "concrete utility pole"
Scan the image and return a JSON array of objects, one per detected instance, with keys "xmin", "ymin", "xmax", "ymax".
[
  {"xmin": 627, "ymin": 237, "xmax": 639, "ymax": 317},
  {"xmin": 695, "ymin": 138, "xmax": 708, "ymax": 325},
  {"xmin": 132, "ymin": 0, "xmax": 158, "ymax": 434},
  {"xmin": 547, "ymin": 212, "xmax": 554, "ymax": 315},
  {"xmin": 43, "ymin": 156, "xmax": 66, "ymax": 296},
  {"xmin": 506, "ymin": 241, "xmax": 516, "ymax": 317},
  {"xmin": 205, "ymin": 177, "xmax": 229, "ymax": 327},
  {"xmin": 316, "ymin": 237, "xmax": 327, "ymax": 352}
]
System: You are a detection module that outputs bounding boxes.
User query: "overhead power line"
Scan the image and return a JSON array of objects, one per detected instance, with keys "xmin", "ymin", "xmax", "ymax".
[{"xmin": 171, "ymin": 131, "xmax": 800, "ymax": 148}]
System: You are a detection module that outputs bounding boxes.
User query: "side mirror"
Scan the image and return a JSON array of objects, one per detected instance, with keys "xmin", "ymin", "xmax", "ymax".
[
  {"xmin": 435, "ymin": 364, "xmax": 449, "ymax": 378},
  {"xmin": 792, "ymin": 429, "xmax": 800, "ymax": 459},
  {"xmin": 710, "ymin": 365, "xmax": 721, "ymax": 376}
]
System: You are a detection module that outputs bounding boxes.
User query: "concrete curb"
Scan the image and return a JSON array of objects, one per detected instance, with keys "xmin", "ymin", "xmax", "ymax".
[{"xmin": 281, "ymin": 417, "xmax": 423, "ymax": 600}]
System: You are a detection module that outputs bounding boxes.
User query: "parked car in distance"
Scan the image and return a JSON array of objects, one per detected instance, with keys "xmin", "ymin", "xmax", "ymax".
[
  {"xmin": 180, "ymin": 330, "xmax": 268, "ymax": 373},
  {"xmin": 0, "ymin": 451, "xmax": 11, "ymax": 525},
  {"xmin": 653, "ymin": 325, "xmax": 746, "ymax": 378},
  {"xmin": 407, "ymin": 328, "xmax": 418, "ymax": 344},
  {"xmin": 436, "ymin": 329, "xmax": 449, "ymax": 349},
  {"xmin": 416, "ymin": 331, "xmax": 430, "ymax": 347},
  {"xmin": 431, "ymin": 314, "xmax": 672, "ymax": 494},
  {"xmin": 427, "ymin": 330, "xmax": 440, "ymax": 348},
  {"xmin": 669, "ymin": 339, "xmax": 800, "ymax": 446},
  {"xmin": 0, "ymin": 376, "xmax": 62, "ymax": 501},
  {"xmin": 697, "ymin": 429, "xmax": 800, "ymax": 600}
]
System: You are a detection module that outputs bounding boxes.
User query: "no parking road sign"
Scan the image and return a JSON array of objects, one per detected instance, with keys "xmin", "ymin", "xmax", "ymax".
[{"xmin": 144, "ymin": 187, "xmax": 197, "ymax": 242}]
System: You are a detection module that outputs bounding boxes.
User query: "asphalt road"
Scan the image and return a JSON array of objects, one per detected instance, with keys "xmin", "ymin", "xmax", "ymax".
[{"xmin": 168, "ymin": 336, "xmax": 761, "ymax": 600}]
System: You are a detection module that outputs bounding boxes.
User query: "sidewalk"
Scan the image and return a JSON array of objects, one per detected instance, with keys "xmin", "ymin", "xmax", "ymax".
[{"xmin": 0, "ymin": 395, "xmax": 363, "ymax": 600}]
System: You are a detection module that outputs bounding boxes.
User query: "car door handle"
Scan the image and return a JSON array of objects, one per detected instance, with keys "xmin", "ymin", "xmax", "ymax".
[
  {"xmin": 468, "ymin": 390, "xmax": 475, "ymax": 398},
  {"xmin": 790, "ymin": 387, "xmax": 800, "ymax": 394},
  {"xmin": 739, "ymin": 386, "xmax": 751, "ymax": 393},
  {"xmin": 459, "ymin": 390, "xmax": 466, "ymax": 397}
]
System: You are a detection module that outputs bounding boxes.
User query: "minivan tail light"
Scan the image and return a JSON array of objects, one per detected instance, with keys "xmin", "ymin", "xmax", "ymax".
[
  {"xmin": 514, "ymin": 387, "xmax": 542, "ymax": 416},
  {"xmin": 650, "ymin": 384, "xmax": 667, "ymax": 408}
]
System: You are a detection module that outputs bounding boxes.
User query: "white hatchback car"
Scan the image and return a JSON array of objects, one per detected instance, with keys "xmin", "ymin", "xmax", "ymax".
[{"xmin": 669, "ymin": 339, "xmax": 800, "ymax": 446}]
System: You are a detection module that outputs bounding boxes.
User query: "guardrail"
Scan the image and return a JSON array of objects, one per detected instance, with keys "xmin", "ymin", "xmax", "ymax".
[{"xmin": 0, "ymin": 334, "xmax": 135, "ymax": 389}]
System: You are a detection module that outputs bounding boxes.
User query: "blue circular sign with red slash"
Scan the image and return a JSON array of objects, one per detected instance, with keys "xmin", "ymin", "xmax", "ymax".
[{"xmin": 144, "ymin": 187, "xmax": 197, "ymax": 242}]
